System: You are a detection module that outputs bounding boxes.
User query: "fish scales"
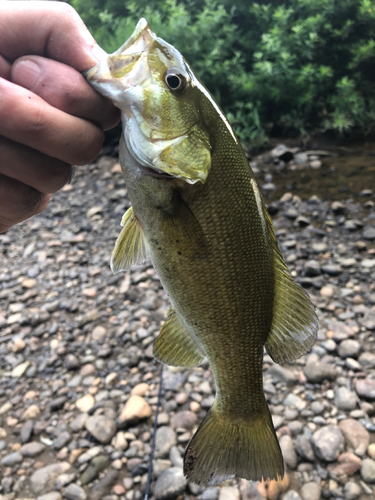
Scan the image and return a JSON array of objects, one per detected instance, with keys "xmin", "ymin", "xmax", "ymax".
[{"xmin": 85, "ymin": 18, "xmax": 318, "ymax": 486}]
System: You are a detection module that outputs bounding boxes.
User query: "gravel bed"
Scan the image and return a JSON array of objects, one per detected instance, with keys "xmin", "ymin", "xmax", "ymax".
[{"xmin": 0, "ymin": 149, "xmax": 374, "ymax": 500}]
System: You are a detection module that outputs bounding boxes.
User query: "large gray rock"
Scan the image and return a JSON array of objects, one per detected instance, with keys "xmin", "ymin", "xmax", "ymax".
[
  {"xmin": 338, "ymin": 339, "xmax": 361, "ymax": 359},
  {"xmin": 85, "ymin": 415, "xmax": 116, "ymax": 444},
  {"xmin": 1, "ymin": 451, "xmax": 23, "ymax": 466},
  {"xmin": 300, "ymin": 482, "xmax": 321, "ymax": 500},
  {"xmin": 334, "ymin": 387, "xmax": 357, "ymax": 411},
  {"xmin": 312, "ymin": 425, "xmax": 344, "ymax": 461},
  {"xmin": 361, "ymin": 458, "xmax": 375, "ymax": 483},
  {"xmin": 304, "ymin": 354, "xmax": 336, "ymax": 383},
  {"xmin": 155, "ymin": 426, "xmax": 177, "ymax": 458},
  {"xmin": 279, "ymin": 435, "xmax": 297, "ymax": 470},
  {"xmin": 30, "ymin": 462, "xmax": 71, "ymax": 494},
  {"xmin": 154, "ymin": 467, "xmax": 187, "ymax": 500},
  {"xmin": 63, "ymin": 483, "xmax": 87, "ymax": 500},
  {"xmin": 339, "ymin": 419, "xmax": 370, "ymax": 456}
]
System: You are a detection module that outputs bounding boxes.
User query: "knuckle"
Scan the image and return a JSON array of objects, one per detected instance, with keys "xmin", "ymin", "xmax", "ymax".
[{"xmin": 19, "ymin": 185, "xmax": 47, "ymax": 217}]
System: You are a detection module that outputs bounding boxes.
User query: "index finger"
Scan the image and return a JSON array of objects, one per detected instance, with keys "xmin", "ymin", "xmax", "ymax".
[{"xmin": 0, "ymin": 1, "xmax": 104, "ymax": 71}]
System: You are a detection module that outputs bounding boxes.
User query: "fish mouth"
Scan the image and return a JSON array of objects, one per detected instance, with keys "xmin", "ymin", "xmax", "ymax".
[{"xmin": 85, "ymin": 18, "xmax": 155, "ymax": 86}]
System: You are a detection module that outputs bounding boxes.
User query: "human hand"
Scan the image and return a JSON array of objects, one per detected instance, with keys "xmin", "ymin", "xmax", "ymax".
[{"xmin": 0, "ymin": 1, "xmax": 120, "ymax": 233}]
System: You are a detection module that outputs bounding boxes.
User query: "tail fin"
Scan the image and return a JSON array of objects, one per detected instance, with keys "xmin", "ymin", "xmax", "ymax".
[{"xmin": 184, "ymin": 408, "xmax": 284, "ymax": 486}]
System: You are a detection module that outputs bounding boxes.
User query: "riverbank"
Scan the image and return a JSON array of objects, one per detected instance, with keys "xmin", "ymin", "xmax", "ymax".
[{"xmin": 0, "ymin": 150, "xmax": 374, "ymax": 500}]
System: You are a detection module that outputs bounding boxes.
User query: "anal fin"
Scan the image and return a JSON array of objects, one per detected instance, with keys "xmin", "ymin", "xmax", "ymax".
[
  {"xmin": 111, "ymin": 206, "xmax": 150, "ymax": 274},
  {"xmin": 153, "ymin": 308, "xmax": 205, "ymax": 368}
]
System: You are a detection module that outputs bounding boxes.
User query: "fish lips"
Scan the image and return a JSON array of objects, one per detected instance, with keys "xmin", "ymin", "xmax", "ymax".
[{"xmin": 84, "ymin": 18, "xmax": 154, "ymax": 95}]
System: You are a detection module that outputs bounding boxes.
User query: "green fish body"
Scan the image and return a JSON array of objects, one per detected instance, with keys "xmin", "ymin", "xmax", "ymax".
[{"xmin": 86, "ymin": 19, "xmax": 318, "ymax": 486}]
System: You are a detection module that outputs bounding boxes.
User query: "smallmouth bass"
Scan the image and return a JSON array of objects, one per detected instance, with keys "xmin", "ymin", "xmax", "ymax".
[{"xmin": 85, "ymin": 19, "xmax": 318, "ymax": 485}]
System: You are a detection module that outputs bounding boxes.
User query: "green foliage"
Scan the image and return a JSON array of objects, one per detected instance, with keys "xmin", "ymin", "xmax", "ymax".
[{"xmin": 70, "ymin": 0, "xmax": 375, "ymax": 146}]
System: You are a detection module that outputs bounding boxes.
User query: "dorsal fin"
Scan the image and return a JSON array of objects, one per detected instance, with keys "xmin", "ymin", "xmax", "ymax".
[{"xmin": 110, "ymin": 206, "xmax": 150, "ymax": 274}]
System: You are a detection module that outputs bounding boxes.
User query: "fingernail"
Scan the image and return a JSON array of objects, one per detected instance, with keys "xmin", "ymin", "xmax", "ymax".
[{"xmin": 12, "ymin": 60, "xmax": 40, "ymax": 90}]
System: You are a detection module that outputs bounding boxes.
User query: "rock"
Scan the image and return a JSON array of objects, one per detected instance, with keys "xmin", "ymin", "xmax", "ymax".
[
  {"xmin": 281, "ymin": 492, "xmax": 302, "ymax": 500},
  {"xmin": 339, "ymin": 419, "xmax": 370, "ymax": 455},
  {"xmin": 50, "ymin": 396, "xmax": 67, "ymax": 412},
  {"xmin": 279, "ymin": 435, "xmax": 297, "ymax": 469},
  {"xmin": 219, "ymin": 487, "xmax": 240, "ymax": 500},
  {"xmin": 283, "ymin": 393, "xmax": 306, "ymax": 410},
  {"xmin": 20, "ymin": 442, "xmax": 45, "ymax": 457},
  {"xmin": 155, "ymin": 426, "xmax": 177, "ymax": 458},
  {"xmin": 363, "ymin": 227, "xmax": 375, "ymax": 240},
  {"xmin": 1, "ymin": 451, "xmax": 23, "ymax": 466},
  {"xmin": 201, "ymin": 487, "xmax": 219, "ymax": 500},
  {"xmin": 92, "ymin": 325, "xmax": 107, "ymax": 340},
  {"xmin": 64, "ymin": 354, "xmax": 80, "ymax": 370},
  {"xmin": 85, "ymin": 416, "xmax": 116, "ymax": 444},
  {"xmin": 322, "ymin": 264, "xmax": 342, "ymax": 276},
  {"xmin": 117, "ymin": 395, "xmax": 152, "ymax": 427},
  {"xmin": 130, "ymin": 383, "xmax": 149, "ymax": 396},
  {"xmin": 355, "ymin": 378, "xmax": 375, "ymax": 399},
  {"xmin": 304, "ymin": 260, "xmax": 321, "ymax": 277},
  {"xmin": 21, "ymin": 419, "xmax": 34, "ymax": 443},
  {"xmin": 88, "ymin": 470, "xmax": 119, "ymax": 500},
  {"xmin": 312, "ymin": 425, "xmax": 344, "ymax": 461},
  {"xmin": 170, "ymin": 411, "xmax": 198, "ymax": 430},
  {"xmin": 63, "ymin": 483, "xmax": 87, "ymax": 500},
  {"xmin": 361, "ymin": 310, "xmax": 375, "ymax": 330},
  {"xmin": 334, "ymin": 387, "xmax": 357, "ymax": 410},
  {"xmin": 295, "ymin": 434, "xmax": 315, "ymax": 461},
  {"xmin": 343, "ymin": 482, "xmax": 362, "ymax": 500},
  {"xmin": 361, "ymin": 458, "xmax": 375, "ymax": 483},
  {"xmin": 75, "ymin": 395, "xmax": 95, "ymax": 413},
  {"xmin": 266, "ymin": 365, "xmax": 299, "ymax": 385},
  {"xmin": 154, "ymin": 468, "xmax": 188, "ymax": 500},
  {"xmin": 304, "ymin": 354, "xmax": 336, "ymax": 383},
  {"xmin": 22, "ymin": 404, "xmax": 40, "ymax": 421},
  {"xmin": 359, "ymin": 352, "xmax": 375, "ymax": 368},
  {"xmin": 12, "ymin": 360, "xmax": 30, "ymax": 377},
  {"xmin": 54, "ymin": 432, "xmax": 71, "ymax": 450},
  {"xmin": 30, "ymin": 462, "xmax": 71, "ymax": 494},
  {"xmin": 338, "ymin": 339, "xmax": 361, "ymax": 359},
  {"xmin": 368, "ymin": 443, "xmax": 375, "ymax": 459},
  {"xmin": 37, "ymin": 494, "xmax": 62, "ymax": 500},
  {"xmin": 329, "ymin": 452, "xmax": 362, "ymax": 476},
  {"xmin": 300, "ymin": 482, "xmax": 321, "ymax": 500},
  {"xmin": 80, "ymin": 455, "xmax": 110, "ymax": 485}
]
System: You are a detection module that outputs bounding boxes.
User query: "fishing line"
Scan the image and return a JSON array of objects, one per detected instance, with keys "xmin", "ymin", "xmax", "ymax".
[{"xmin": 144, "ymin": 363, "xmax": 164, "ymax": 500}]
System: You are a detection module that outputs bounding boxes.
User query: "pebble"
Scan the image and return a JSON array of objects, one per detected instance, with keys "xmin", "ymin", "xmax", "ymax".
[
  {"xmin": 355, "ymin": 378, "xmax": 375, "ymax": 399},
  {"xmin": 300, "ymin": 482, "xmax": 321, "ymax": 500},
  {"xmin": 85, "ymin": 416, "xmax": 116, "ymax": 444},
  {"xmin": 343, "ymin": 482, "xmax": 362, "ymax": 500},
  {"xmin": 360, "ymin": 458, "xmax": 375, "ymax": 483},
  {"xmin": 30, "ymin": 462, "xmax": 71, "ymax": 494},
  {"xmin": 334, "ymin": 387, "xmax": 357, "ymax": 410},
  {"xmin": 312, "ymin": 425, "xmax": 344, "ymax": 461},
  {"xmin": 75, "ymin": 395, "xmax": 95, "ymax": 413},
  {"xmin": 154, "ymin": 467, "xmax": 187, "ymax": 500},
  {"xmin": 37, "ymin": 494, "xmax": 63, "ymax": 500},
  {"xmin": 118, "ymin": 395, "xmax": 152, "ymax": 427},
  {"xmin": 338, "ymin": 419, "xmax": 369, "ymax": 455},
  {"xmin": 338, "ymin": 339, "xmax": 361, "ymax": 358},
  {"xmin": 63, "ymin": 483, "xmax": 87, "ymax": 500},
  {"xmin": 155, "ymin": 426, "xmax": 177, "ymax": 458},
  {"xmin": 20, "ymin": 442, "xmax": 45, "ymax": 457}
]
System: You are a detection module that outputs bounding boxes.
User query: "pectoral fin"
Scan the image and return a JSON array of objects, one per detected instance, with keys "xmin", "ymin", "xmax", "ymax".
[
  {"xmin": 153, "ymin": 308, "xmax": 205, "ymax": 367},
  {"xmin": 263, "ymin": 205, "xmax": 318, "ymax": 363},
  {"xmin": 111, "ymin": 207, "xmax": 150, "ymax": 273}
]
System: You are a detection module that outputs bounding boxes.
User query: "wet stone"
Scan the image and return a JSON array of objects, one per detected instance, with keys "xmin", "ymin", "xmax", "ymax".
[
  {"xmin": 85, "ymin": 415, "xmax": 116, "ymax": 444},
  {"xmin": 155, "ymin": 426, "xmax": 177, "ymax": 458},
  {"xmin": 361, "ymin": 458, "xmax": 375, "ymax": 483},
  {"xmin": 154, "ymin": 467, "xmax": 188, "ymax": 500},
  {"xmin": 334, "ymin": 387, "xmax": 357, "ymax": 411},
  {"xmin": 312, "ymin": 425, "xmax": 344, "ymax": 462}
]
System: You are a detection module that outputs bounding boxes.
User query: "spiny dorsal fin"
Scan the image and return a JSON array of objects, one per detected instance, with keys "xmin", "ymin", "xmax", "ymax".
[
  {"xmin": 110, "ymin": 206, "xmax": 150, "ymax": 274},
  {"xmin": 262, "ymin": 202, "xmax": 318, "ymax": 363},
  {"xmin": 153, "ymin": 308, "xmax": 205, "ymax": 368}
]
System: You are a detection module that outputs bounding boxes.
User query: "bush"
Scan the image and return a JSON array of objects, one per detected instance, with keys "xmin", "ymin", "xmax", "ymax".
[{"xmin": 70, "ymin": 0, "xmax": 375, "ymax": 147}]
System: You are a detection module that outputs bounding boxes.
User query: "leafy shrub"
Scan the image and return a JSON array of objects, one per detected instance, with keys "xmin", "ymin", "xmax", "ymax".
[{"xmin": 70, "ymin": 0, "xmax": 375, "ymax": 147}]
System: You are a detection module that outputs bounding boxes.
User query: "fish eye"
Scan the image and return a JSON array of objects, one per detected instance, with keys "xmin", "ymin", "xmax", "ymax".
[{"xmin": 164, "ymin": 70, "xmax": 187, "ymax": 93}]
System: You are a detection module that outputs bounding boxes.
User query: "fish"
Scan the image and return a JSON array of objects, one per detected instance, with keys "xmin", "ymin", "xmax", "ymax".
[{"xmin": 85, "ymin": 18, "xmax": 318, "ymax": 486}]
